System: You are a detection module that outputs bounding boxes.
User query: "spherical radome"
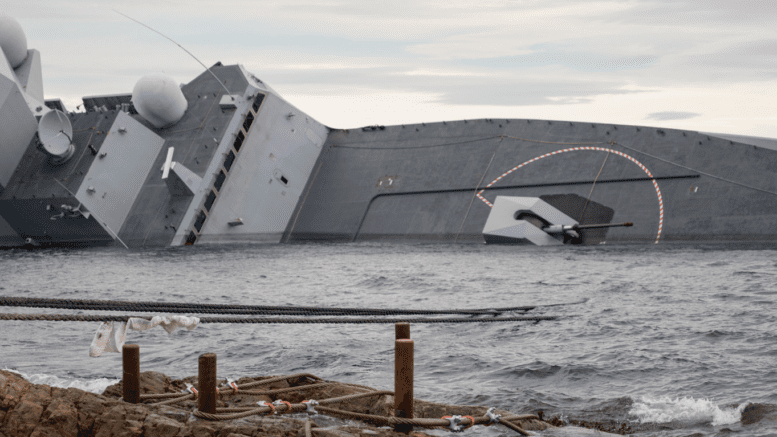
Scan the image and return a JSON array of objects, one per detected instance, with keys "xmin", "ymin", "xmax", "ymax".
[
  {"xmin": 0, "ymin": 14, "xmax": 28, "ymax": 69},
  {"xmin": 38, "ymin": 109, "xmax": 75, "ymax": 163},
  {"xmin": 131, "ymin": 73, "xmax": 188, "ymax": 128}
]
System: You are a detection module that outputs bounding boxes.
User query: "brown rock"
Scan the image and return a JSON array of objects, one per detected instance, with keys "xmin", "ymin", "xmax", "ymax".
[
  {"xmin": 741, "ymin": 403, "xmax": 777, "ymax": 426},
  {"xmin": 0, "ymin": 372, "xmax": 11, "ymax": 393},
  {"xmin": 5, "ymin": 399, "xmax": 44, "ymax": 437},
  {"xmin": 1, "ymin": 393, "xmax": 18, "ymax": 410},
  {"xmin": 157, "ymin": 405, "xmax": 191, "ymax": 424},
  {"xmin": 190, "ymin": 422, "xmax": 218, "ymax": 437},
  {"xmin": 75, "ymin": 391, "xmax": 110, "ymax": 433},
  {"xmin": 5, "ymin": 378, "xmax": 29, "ymax": 399},
  {"xmin": 94, "ymin": 419, "xmax": 143, "ymax": 437},
  {"xmin": 20, "ymin": 384, "xmax": 51, "ymax": 408},
  {"xmin": 103, "ymin": 371, "xmax": 176, "ymax": 398},
  {"xmin": 93, "ymin": 405, "xmax": 147, "ymax": 437},
  {"xmin": 123, "ymin": 404, "xmax": 149, "ymax": 423},
  {"xmin": 251, "ymin": 417, "xmax": 310, "ymax": 437},
  {"xmin": 28, "ymin": 426, "xmax": 64, "ymax": 437},
  {"xmin": 217, "ymin": 425, "xmax": 257, "ymax": 436},
  {"xmin": 49, "ymin": 387, "xmax": 86, "ymax": 406},
  {"xmin": 142, "ymin": 413, "xmax": 185, "ymax": 437},
  {"xmin": 40, "ymin": 398, "xmax": 78, "ymax": 437}
]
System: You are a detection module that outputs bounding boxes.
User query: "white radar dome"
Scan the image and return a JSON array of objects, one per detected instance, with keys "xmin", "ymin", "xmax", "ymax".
[
  {"xmin": 0, "ymin": 14, "xmax": 28, "ymax": 68},
  {"xmin": 132, "ymin": 73, "xmax": 188, "ymax": 128}
]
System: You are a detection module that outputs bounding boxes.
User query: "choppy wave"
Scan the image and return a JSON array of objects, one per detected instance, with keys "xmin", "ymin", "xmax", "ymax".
[
  {"xmin": 629, "ymin": 395, "xmax": 748, "ymax": 426},
  {"xmin": 2, "ymin": 244, "xmax": 777, "ymax": 436},
  {"xmin": 3, "ymin": 368, "xmax": 117, "ymax": 394}
]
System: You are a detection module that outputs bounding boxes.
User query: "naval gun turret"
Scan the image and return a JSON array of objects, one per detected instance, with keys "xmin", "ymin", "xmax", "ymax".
[{"xmin": 482, "ymin": 196, "xmax": 632, "ymax": 245}]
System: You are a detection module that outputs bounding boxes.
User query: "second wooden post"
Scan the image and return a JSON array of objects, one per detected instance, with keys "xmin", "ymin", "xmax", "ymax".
[
  {"xmin": 198, "ymin": 353, "xmax": 217, "ymax": 414},
  {"xmin": 122, "ymin": 344, "xmax": 140, "ymax": 404},
  {"xmin": 394, "ymin": 338, "xmax": 414, "ymax": 433}
]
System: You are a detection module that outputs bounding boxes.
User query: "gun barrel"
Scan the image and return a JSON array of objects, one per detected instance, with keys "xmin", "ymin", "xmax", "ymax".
[{"xmin": 573, "ymin": 222, "xmax": 633, "ymax": 230}]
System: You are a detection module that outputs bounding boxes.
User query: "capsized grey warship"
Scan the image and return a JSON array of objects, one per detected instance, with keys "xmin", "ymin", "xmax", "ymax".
[{"xmin": 1, "ymin": 15, "xmax": 776, "ymax": 248}]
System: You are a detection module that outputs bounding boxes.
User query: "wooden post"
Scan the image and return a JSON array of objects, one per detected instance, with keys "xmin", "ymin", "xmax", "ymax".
[
  {"xmin": 198, "ymin": 353, "xmax": 217, "ymax": 414},
  {"xmin": 395, "ymin": 322, "xmax": 410, "ymax": 340},
  {"xmin": 394, "ymin": 339, "xmax": 414, "ymax": 433},
  {"xmin": 122, "ymin": 344, "xmax": 140, "ymax": 404}
]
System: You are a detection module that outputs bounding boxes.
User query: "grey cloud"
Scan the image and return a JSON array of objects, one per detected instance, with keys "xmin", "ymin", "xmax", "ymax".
[
  {"xmin": 491, "ymin": 52, "xmax": 659, "ymax": 72},
  {"xmin": 644, "ymin": 38, "xmax": 777, "ymax": 84},
  {"xmin": 599, "ymin": 0, "xmax": 777, "ymax": 26},
  {"xmin": 263, "ymin": 64, "xmax": 649, "ymax": 107},
  {"xmin": 646, "ymin": 111, "xmax": 701, "ymax": 121},
  {"xmin": 432, "ymin": 80, "xmax": 648, "ymax": 106},
  {"xmin": 682, "ymin": 39, "xmax": 777, "ymax": 70}
]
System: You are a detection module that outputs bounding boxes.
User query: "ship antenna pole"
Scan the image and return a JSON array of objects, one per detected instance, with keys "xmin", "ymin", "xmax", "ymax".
[{"xmin": 112, "ymin": 9, "xmax": 233, "ymax": 98}]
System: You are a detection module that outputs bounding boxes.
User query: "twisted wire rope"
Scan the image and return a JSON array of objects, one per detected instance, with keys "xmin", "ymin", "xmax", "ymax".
[
  {"xmin": 0, "ymin": 313, "xmax": 558, "ymax": 324},
  {"xmin": 0, "ymin": 296, "xmax": 573, "ymax": 316}
]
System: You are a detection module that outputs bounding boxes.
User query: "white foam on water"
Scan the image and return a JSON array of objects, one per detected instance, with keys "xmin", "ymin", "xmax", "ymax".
[
  {"xmin": 3, "ymin": 368, "xmax": 118, "ymax": 394},
  {"xmin": 629, "ymin": 395, "xmax": 748, "ymax": 426}
]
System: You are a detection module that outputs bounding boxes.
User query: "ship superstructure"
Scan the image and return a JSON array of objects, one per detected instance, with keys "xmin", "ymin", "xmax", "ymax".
[
  {"xmin": 1, "ymin": 15, "xmax": 776, "ymax": 248},
  {"xmin": 0, "ymin": 15, "xmax": 327, "ymax": 248}
]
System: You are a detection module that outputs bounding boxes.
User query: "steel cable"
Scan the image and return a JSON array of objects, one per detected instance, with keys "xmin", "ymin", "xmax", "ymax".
[
  {"xmin": 0, "ymin": 296, "xmax": 573, "ymax": 316},
  {"xmin": 0, "ymin": 313, "xmax": 559, "ymax": 324}
]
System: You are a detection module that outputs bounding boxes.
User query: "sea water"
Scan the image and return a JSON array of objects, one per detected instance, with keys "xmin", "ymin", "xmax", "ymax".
[{"xmin": 0, "ymin": 242, "xmax": 775, "ymax": 436}]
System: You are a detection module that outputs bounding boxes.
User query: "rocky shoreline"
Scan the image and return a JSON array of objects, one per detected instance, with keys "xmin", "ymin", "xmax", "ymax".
[{"xmin": 0, "ymin": 370, "xmax": 552, "ymax": 437}]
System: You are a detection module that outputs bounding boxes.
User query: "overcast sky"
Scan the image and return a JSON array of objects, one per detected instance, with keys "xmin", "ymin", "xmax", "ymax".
[{"xmin": 4, "ymin": 0, "xmax": 776, "ymax": 137}]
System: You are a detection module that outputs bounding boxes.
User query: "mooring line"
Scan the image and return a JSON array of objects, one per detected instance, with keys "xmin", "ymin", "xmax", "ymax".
[
  {"xmin": 120, "ymin": 371, "xmax": 537, "ymax": 435},
  {"xmin": 0, "ymin": 313, "xmax": 560, "ymax": 324},
  {"xmin": 0, "ymin": 296, "xmax": 587, "ymax": 316}
]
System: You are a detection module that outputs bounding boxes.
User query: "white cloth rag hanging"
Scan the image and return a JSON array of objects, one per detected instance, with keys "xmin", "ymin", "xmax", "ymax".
[{"xmin": 89, "ymin": 316, "xmax": 200, "ymax": 357}]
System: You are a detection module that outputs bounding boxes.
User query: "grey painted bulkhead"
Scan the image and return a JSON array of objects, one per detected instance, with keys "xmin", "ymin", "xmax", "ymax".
[
  {"xmin": 0, "ymin": 72, "xmax": 38, "ymax": 190},
  {"xmin": 285, "ymin": 119, "xmax": 777, "ymax": 244},
  {"xmin": 0, "ymin": 109, "xmax": 120, "ymax": 246},
  {"xmin": 0, "ymin": 216, "xmax": 23, "ymax": 246},
  {"xmin": 121, "ymin": 65, "xmax": 249, "ymax": 247},
  {"xmin": 75, "ymin": 111, "xmax": 165, "ymax": 239},
  {"xmin": 195, "ymin": 89, "xmax": 328, "ymax": 244}
]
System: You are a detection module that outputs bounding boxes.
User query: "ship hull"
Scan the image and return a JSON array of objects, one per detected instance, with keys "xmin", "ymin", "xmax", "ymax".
[
  {"xmin": 283, "ymin": 120, "xmax": 777, "ymax": 245},
  {"xmin": 1, "ymin": 65, "xmax": 776, "ymax": 248}
]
